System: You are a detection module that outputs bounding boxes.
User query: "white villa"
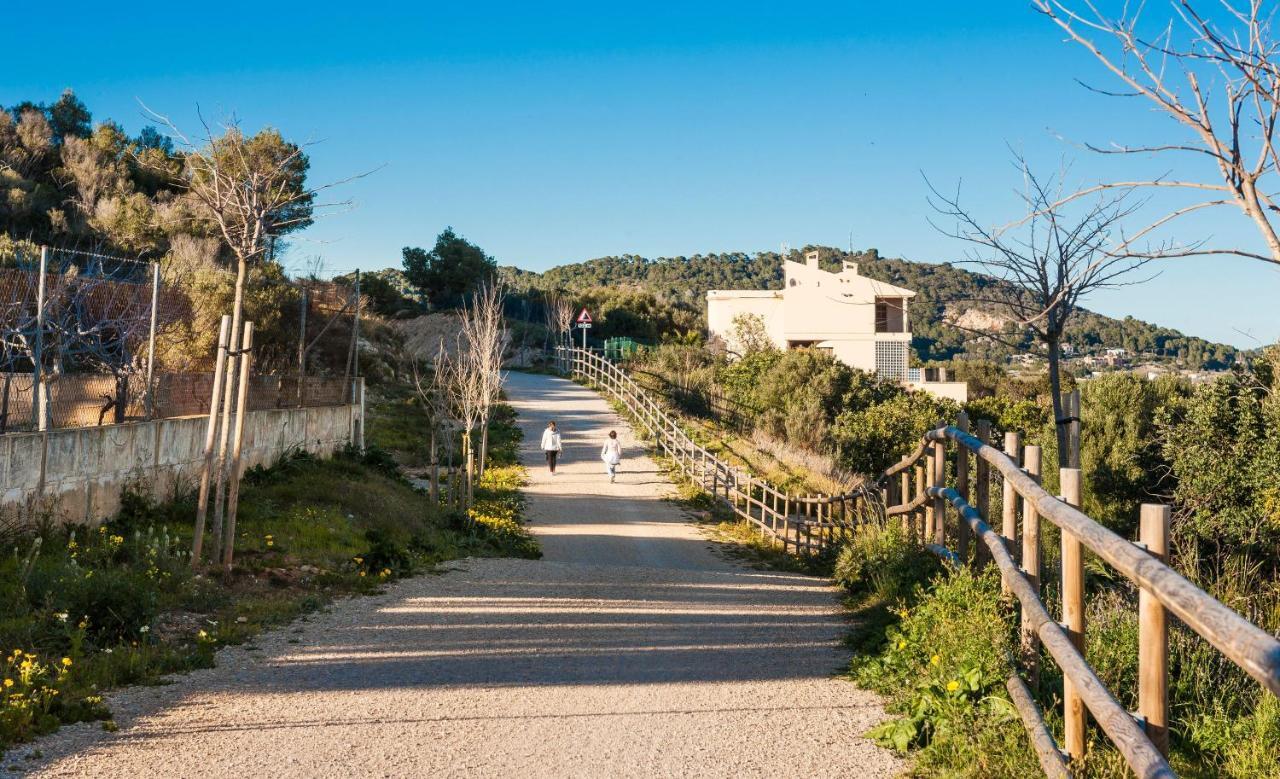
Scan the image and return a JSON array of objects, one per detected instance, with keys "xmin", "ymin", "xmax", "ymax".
[{"xmin": 706, "ymin": 251, "xmax": 968, "ymax": 402}]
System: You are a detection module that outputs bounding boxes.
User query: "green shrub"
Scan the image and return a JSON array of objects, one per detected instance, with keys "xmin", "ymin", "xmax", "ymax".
[
  {"xmin": 45, "ymin": 567, "xmax": 160, "ymax": 645},
  {"xmin": 853, "ymin": 568, "xmax": 1038, "ymax": 777},
  {"xmin": 360, "ymin": 528, "xmax": 413, "ymax": 575},
  {"xmin": 834, "ymin": 521, "xmax": 939, "ymax": 604},
  {"xmin": 832, "ymin": 390, "xmax": 958, "ymax": 474}
]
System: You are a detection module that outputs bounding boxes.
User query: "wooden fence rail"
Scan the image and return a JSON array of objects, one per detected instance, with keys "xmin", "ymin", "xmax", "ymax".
[{"xmin": 555, "ymin": 347, "xmax": 1280, "ymax": 779}]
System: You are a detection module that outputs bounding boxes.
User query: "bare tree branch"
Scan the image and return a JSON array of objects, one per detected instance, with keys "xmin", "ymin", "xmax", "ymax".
[{"xmin": 1034, "ymin": 0, "xmax": 1280, "ymax": 264}]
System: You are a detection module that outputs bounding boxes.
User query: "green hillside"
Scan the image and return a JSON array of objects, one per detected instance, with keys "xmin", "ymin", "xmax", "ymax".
[{"xmin": 503, "ymin": 246, "xmax": 1240, "ymax": 370}]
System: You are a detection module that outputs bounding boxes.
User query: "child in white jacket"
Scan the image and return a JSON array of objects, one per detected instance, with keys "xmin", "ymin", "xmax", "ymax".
[
  {"xmin": 601, "ymin": 430, "xmax": 622, "ymax": 483},
  {"xmin": 541, "ymin": 421, "xmax": 562, "ymax": 474}
]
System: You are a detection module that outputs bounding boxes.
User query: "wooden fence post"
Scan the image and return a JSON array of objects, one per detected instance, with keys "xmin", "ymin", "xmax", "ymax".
[
  {"xmin": 975, "ymin": 419, "xmax": 991, "ymax": 567},
  {"xmin": 1140, "ymin": 503, "xmax": 1171, "ymax": 756},
  {"xmin": 932, "ymin": 440, "xmax": 946, "ymax": 546},
  {"xmin": 923, "ymin": 447, "xmax": 936, "ymax": 542},
  {"xmin": 914, "ymin": 462, "xmax": 926, "ymax": 543},
  {"xmin": 1020, "ymin": 444, "xmax": 1043, "ymax": 682},
  {"xmin": 1060, "ymin": 466, "xmax": 1086, "ymax": 760},
  {"xmin": 783, "ymin": 492, "xmax": 791, "ymax": 553},
  {"xmin": 898, "ymin": 461, "xmax": 910, "ymax": 533},
  {"xmin": 1001, "ymin": 431, "xmax": 1022, "ymax": 595},
  {"xmin": 956, "ymin": 412, "xmax": 970, "ymax": 561}
]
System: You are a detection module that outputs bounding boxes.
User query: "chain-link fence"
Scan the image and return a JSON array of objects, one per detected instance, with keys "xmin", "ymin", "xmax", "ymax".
[{"xmin": 0, "ymin": 245, "xmax": 360, "ymax": 434}]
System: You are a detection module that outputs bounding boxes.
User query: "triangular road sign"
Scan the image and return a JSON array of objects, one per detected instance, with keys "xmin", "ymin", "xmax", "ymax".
[{"xmin": 576, "ymin": 308, "xmax": 593, "ymax": 324}]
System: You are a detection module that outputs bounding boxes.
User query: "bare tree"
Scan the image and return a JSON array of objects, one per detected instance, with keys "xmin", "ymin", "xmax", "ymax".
[
  {"xmin": 409, "ymin": 340, "xmax": 453, "ymax": 502},
  {"xmin": 436, "ymin": 330, "xmax": 486, "ymax": 507},
  {"xmin": 1035, "ymin": 0, "xmax": 1280, "ymax": 264},
  {"xmin": 550, "ymin": 293, "xmax": 574, "ymax": 350},
  {"xmin": 928, "ymin": 158, "xmax": 1152, "ymax": 467},
  {"xmin": 464, "ymin": 281, "xmax": 507, "ymax": 478},
  {"xmin": 141, "ymin": 108, "xmax": 370, "ymax": 565},
  {"xmin": 541, "ymin": 291, "xmax": 561, "ymax": 353}
]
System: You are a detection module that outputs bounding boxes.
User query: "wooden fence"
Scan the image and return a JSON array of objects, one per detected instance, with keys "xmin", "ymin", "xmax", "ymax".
[
  {"xmin": 559, "ymin": 346, "xmax": 869, "ymax": 555},
  {"xmin": 558, "ymin": 346, "xmax": 1280, "ymax": 779}
]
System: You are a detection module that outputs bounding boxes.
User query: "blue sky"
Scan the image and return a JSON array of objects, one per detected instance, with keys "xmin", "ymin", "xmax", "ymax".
[{"xmin": 7, "ymin": 1, "xmax": 1279, "ymax": 347}]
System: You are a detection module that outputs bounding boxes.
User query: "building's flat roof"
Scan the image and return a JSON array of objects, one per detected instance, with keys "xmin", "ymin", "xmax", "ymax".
[{"xmin": 706, "ymin": 289, "xmax": 781, "ymax": 299}]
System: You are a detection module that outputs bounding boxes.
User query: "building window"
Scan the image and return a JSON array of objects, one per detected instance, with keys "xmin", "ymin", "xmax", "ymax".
[
  {"xmin": 875, "ymin": 341, "xmax": 908, "ymax": 382},
  {"xmin": 875, "ymin": 297, "xmax": 906, "ymax": 333}
]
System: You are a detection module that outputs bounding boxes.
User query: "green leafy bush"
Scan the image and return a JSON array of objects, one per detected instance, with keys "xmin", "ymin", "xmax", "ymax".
[
  {"xmin": 833, "ymin": 520, "xmax": 939, "ymax": 604},
  {"xmin": 853, "ymin": 568, "xmax": 1038, "ymax": 777},
  {"xmin": 832, "ymin": 390, "xmax": 958, "ymax": 474}
]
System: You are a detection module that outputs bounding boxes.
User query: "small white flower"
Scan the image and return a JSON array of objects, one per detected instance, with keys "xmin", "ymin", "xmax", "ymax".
[
  {"xmin": 55, "ymin": 612, "xmax": 69, "ymax": 623},
  {"xmin": 103, "ymin": 648, "xmax": 112, "ymax": 654},
  {"xmin": 139, "ymin": 626, "xmax": 150, "ymax": 634}
]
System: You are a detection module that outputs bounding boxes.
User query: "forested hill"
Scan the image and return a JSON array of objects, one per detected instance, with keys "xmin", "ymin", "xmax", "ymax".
[{"xmin": 503, "ymin": 246, "xmax": 1241, "ymax": 369}]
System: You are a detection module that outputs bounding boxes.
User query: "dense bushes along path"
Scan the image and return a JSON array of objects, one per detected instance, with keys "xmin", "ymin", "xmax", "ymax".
[{"xmin": 10, "ymin": 372, "xmax": 899, "ymax": 777}]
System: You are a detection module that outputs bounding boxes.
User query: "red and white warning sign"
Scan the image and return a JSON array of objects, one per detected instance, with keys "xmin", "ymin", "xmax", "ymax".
[{"xmin": 576, "ymin": 308, "xmax": 593, "ymax": 326}]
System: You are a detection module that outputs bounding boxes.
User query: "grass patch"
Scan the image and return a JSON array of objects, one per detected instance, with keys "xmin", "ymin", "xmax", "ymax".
[
  {"xmin": 0, "ymin": 396, "xmax": 537, "ymax": 757},
  {"xmin": 830, "ymin": 519, "xmax": 1045, "ymax": 776}
]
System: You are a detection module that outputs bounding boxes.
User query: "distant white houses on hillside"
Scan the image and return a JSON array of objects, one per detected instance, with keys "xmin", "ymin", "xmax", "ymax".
[{"xmin": 706, "ymin": 251, "xmax": 968, "ymax": 402}]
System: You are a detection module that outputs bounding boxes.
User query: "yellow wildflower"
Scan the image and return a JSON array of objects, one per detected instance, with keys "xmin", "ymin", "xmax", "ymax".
[
  {"xmin": 359, "ymin": 571, "xmax": 366, "ymax": 577},
  {"xmin": 61, "ymin": 657, "xmax": 72, "ymax": 667},
  {"xmin": 896, "ymin": 641, "xmax": 906, "ymax": 650},
  {"xmin": 930, "ymin": 654, "xmax": 940, "ymax": 666},
  {"xmin": 946, "ymin": 680, "xmax": 960, "ymax": 692},
  {"xmin": 3, "ymin": 679, "xmax": 12, "ymax": 688}
]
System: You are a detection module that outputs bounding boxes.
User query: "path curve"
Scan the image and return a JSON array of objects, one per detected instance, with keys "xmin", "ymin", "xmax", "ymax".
[{"xmin": 10, "ymin": 371, "xmax": 901, "ymax": 778}]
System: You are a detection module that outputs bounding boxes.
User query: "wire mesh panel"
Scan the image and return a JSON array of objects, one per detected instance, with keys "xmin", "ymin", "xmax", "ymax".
[{"xmin": 0, "ymin": 245, "xmax": 362, "ymax": 433}]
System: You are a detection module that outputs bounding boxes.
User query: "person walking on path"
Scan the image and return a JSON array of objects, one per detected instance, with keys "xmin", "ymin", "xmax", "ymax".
[
  {"xmin": 601, "ymin": 430, "xmax": 622, "ymax": 483},
  {"xmin": 541, "ymin": 420, "xmax": 563, "ymax": 474}
]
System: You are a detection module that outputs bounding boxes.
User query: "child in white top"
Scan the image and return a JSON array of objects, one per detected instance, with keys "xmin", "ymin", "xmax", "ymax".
[
  {"xmin": 601, "ymin": 430, "xmax": 622, "ymax": 483},
  {"xmin": 541, "ymin": 421, "xmax": 562, "ymax": 474}
]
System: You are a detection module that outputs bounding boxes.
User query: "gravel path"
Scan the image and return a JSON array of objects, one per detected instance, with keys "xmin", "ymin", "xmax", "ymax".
[{"xmin": 7, "ymin": 372, "xmax": 902, "ymax": 778}]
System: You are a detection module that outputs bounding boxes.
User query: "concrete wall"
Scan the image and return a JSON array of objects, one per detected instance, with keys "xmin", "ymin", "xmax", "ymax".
[
  {"xmin": 0, "ymin": 400, "xmax": 362, "ymax": 526},
  {"xmin": 907, "ymin": 380, "xmax": 970, "ymax": 403}
]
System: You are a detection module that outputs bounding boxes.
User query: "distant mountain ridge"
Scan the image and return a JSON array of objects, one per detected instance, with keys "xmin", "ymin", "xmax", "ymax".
[{"xmin": 502, "ymin": 246, "xmax": 1240, "ymax": 370}]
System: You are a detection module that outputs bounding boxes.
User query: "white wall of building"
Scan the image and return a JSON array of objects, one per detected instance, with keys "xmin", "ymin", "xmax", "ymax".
[
  {"xmin": 706, "ymin": 291, "xmax": 785, "ymax": 355},
  {"xmin": 705, "ymin": 252, "xmax": 967, "ymax": 402}
]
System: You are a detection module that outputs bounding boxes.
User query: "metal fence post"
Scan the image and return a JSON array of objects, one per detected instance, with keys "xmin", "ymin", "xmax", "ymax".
[
  {"xmin": 144, "ymin": 261, "xmax": 160, "ymax": 420},
  {"xmin": 32, "ymin": 246, "xmax": 48, "ymax": 430},
  {"xmin": 297, "ymin": 285, "xmax": 308, "ymax": 407}
]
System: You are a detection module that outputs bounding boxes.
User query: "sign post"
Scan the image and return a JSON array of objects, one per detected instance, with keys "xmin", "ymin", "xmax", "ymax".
[{"xmin": 576, "ymin": 307, "xmax": 593, "ymax": 350}]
